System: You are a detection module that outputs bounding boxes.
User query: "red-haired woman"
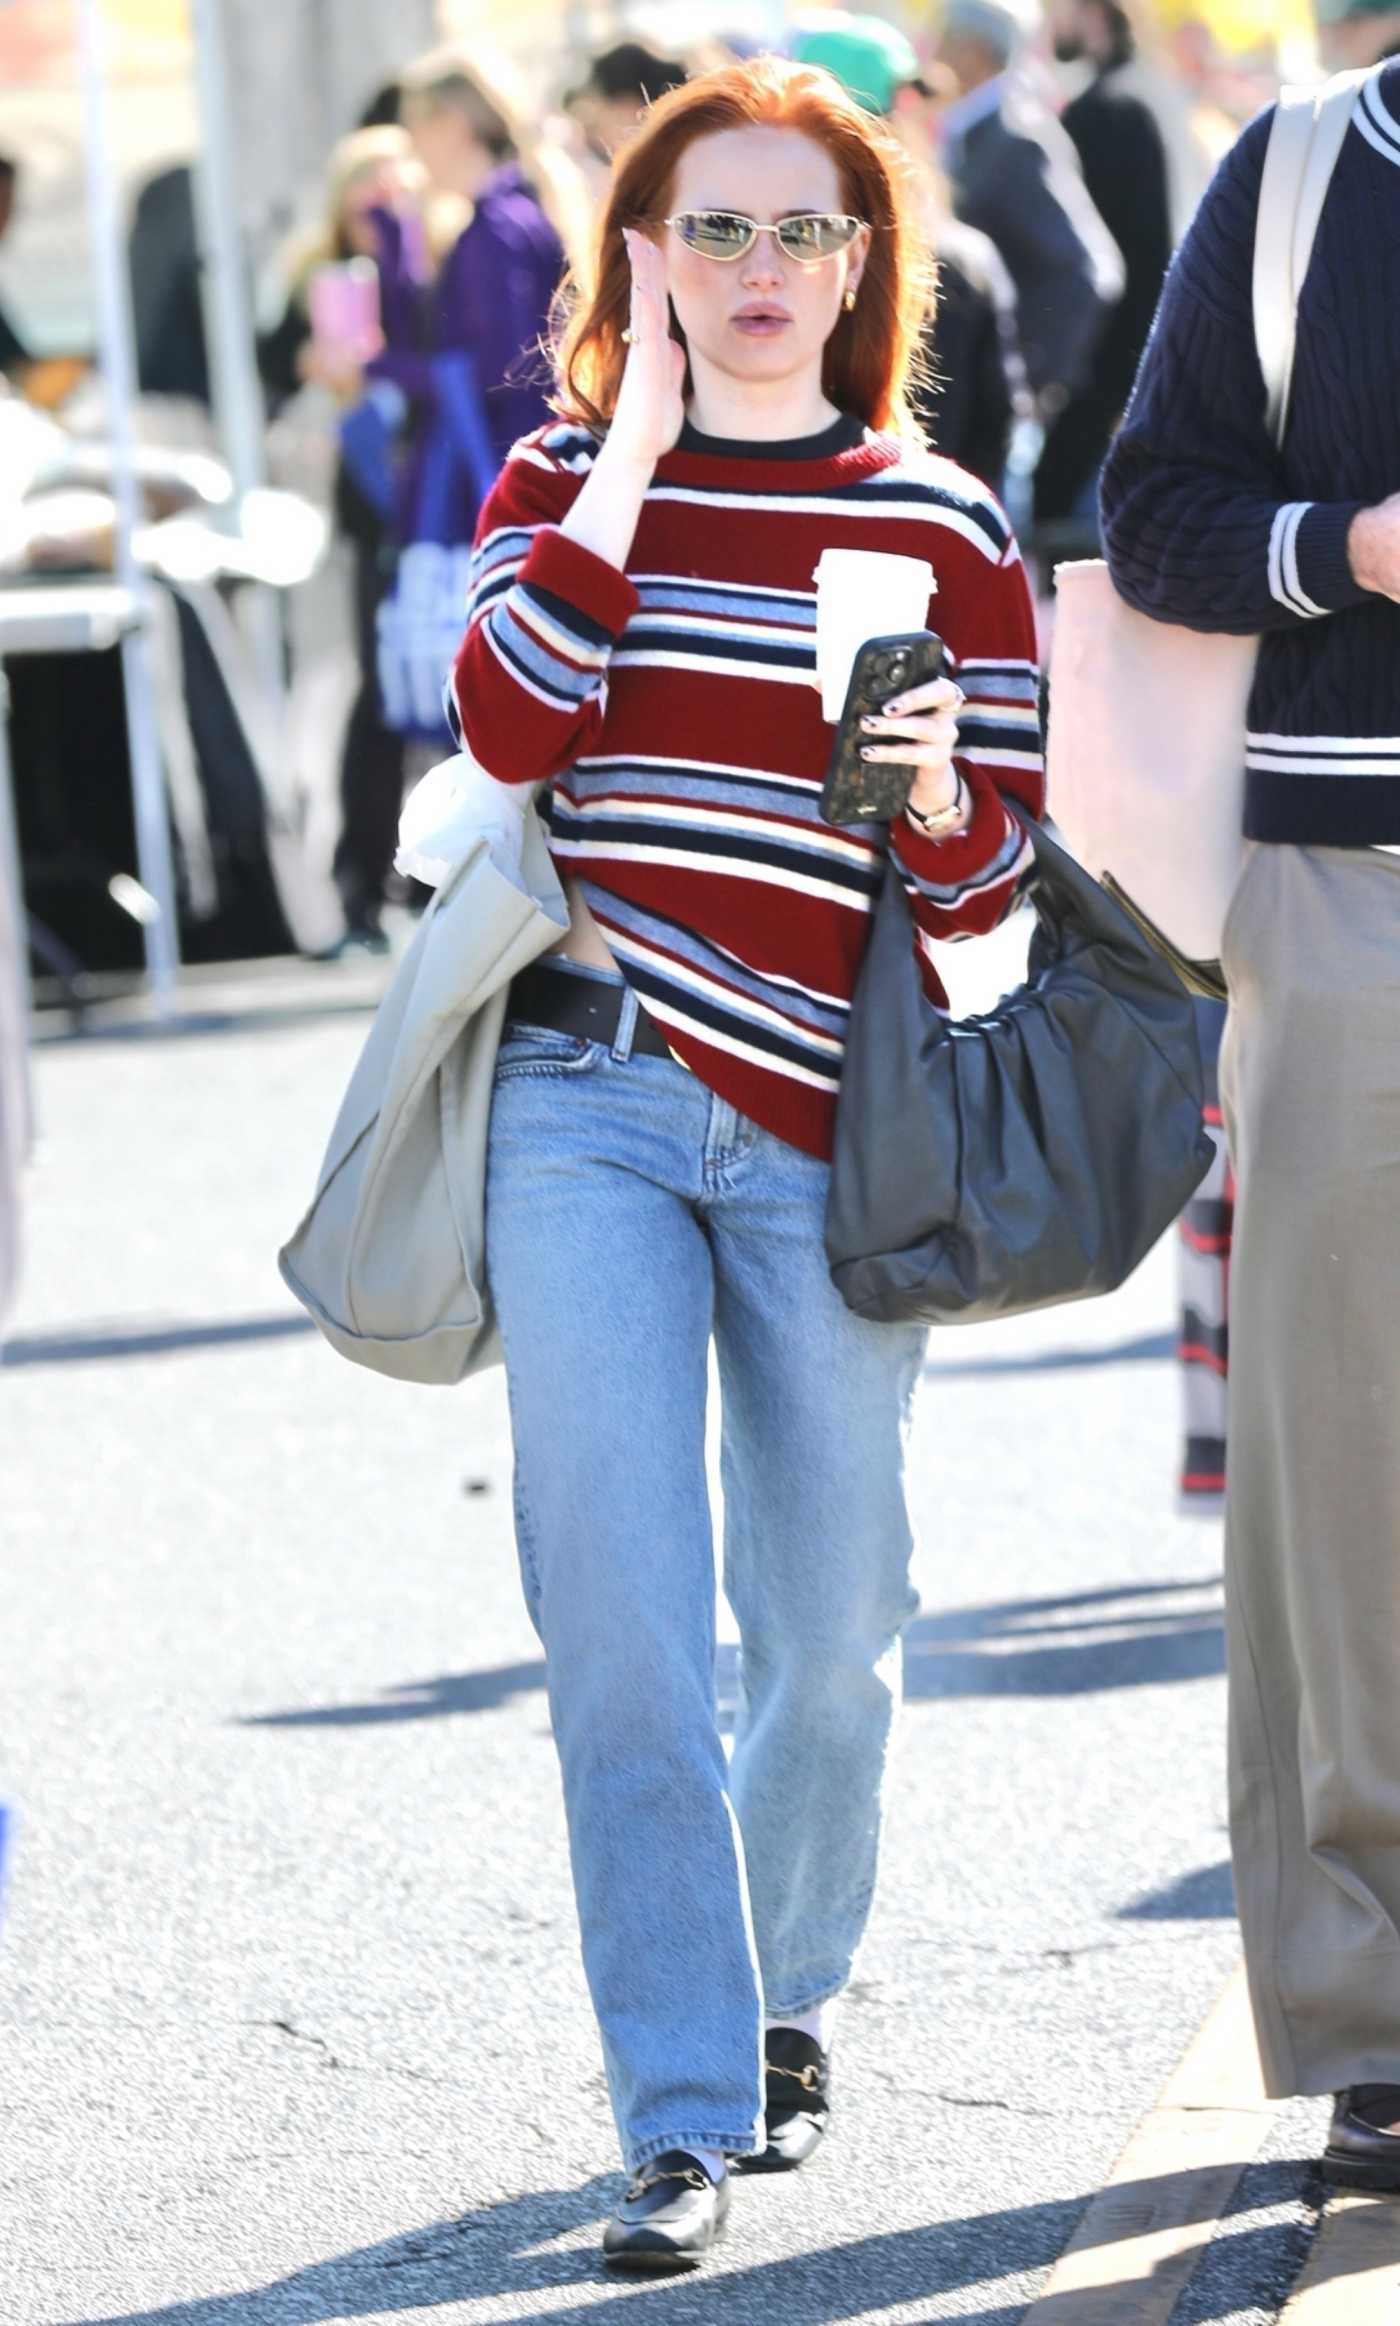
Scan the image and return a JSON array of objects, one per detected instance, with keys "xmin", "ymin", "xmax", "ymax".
[{"xmin": 448, "ymin": 55, "xmax": 1043, "ymax": 2271}]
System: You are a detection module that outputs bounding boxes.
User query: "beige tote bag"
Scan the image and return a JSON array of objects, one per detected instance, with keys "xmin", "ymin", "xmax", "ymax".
[
  {"xmin": 278, "ymin": 807, "xmax": 567, "ymax": 1385},
  {"xmin": 1048, "ymin": 70, "xmax": 1369, "ymax": 969}
]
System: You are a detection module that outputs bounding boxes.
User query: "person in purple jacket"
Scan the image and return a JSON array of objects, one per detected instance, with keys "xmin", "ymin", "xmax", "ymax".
[
  {"xmin": 275, "ymin": 127, "xmax": 436, "ymax": 953},
  {"xmin": 380, "ymin": 49, "xmax": 584, "ymax": 539},
  {"xmin": 304, "ymin": 52, "xmax": 582, "ymax": 924}
]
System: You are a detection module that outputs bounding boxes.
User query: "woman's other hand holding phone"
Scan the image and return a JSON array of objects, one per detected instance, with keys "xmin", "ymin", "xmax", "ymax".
[{"xmin": 861, "ymin": 676, "xmax": 971, "ymax": 835}]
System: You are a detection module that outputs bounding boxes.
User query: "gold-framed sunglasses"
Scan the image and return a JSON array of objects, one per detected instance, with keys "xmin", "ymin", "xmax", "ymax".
[{"xmin": 664, "ymin": 210, "xmax": 866, "ymax": 264}]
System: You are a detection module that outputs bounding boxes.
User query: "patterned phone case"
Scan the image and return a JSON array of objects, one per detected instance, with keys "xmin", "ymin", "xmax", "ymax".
[{"xmin": 819, "ymin": 631, "xmax": 947, "ymax": 826}]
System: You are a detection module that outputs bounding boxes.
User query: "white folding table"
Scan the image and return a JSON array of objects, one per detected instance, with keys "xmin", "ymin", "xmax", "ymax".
[{"xmin": 0, "ymin": 577, "xmax": 153, "ymax": 994}]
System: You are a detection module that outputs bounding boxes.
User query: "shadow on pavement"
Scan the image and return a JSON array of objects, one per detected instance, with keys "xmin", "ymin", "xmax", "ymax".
[
  {"xmin": 242, "ymin": 1663, "xmax": 549, "ymax": 1727},
  {"xmin": 45, "ymin": 2163, "xmax": 1323, "ymax": 2326},
  {"xmin": 4, "ymin": 1315, "xmax": 1174, "ymax": 1375},
  {"xmin": 32, "ymin": 994, "xmax": 383, "ymax": 1048},
  {"xmin": 1167, "ymin": 2154, "xmax": 1324, "ymax": 2326},
  {"xmin": 1119, "ymin": 1861, "xmax": 1236, "ymax": 1921},
  {"xmin": 903, "ymin": 1579, "xmax": 1225, "ymax": 1700},
  {"xmin": 242, "ymin": 1580, "xmax": 1225, "ymax": 1734},
  {"xmin": 923, "ymin": 1328, "xmax": 1175, "ymax": 1380},
  {"xmin": 1, "ymin": 1313, "xmax": 315, "ymax": 1367}
]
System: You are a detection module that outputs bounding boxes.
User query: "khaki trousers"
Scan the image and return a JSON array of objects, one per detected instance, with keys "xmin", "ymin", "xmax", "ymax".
[{"xmin": 1221, "ymin": 840, "xmax": 1400, "ymax": 2096}]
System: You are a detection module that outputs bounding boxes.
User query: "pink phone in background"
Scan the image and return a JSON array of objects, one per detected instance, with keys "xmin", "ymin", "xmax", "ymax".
[{"xmin": 309, "ymin": 258, "xmax": 382, "ymax": 364}]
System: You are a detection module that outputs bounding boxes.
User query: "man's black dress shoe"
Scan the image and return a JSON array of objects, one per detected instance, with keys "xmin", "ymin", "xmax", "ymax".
[
  {"xmin": 1324, "ymin": 2086, "xmax": 1400, "ymax": 2190},
  {"xmin": 741, "ymin": 2028, "xmax": 830, "ymax": 2172},
  {"xmin": 602, "ymin": 2151, "xmax": 730, "ymax": 2272}
]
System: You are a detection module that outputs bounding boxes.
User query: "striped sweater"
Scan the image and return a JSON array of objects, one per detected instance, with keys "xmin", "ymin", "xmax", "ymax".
[{"xmin": 448, "ymin": 412, "xmax": 1045, "ymax": 1157}]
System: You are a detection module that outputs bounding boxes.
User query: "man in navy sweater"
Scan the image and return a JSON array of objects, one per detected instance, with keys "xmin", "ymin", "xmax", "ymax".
[{"xmin": 1101, "ymin": 5, "xmax": 1400, "ymax": 2192}]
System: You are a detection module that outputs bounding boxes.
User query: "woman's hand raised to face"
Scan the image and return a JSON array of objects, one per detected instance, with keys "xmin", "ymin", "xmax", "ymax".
[
  {"xmin": 607, "ymin": 228, "xmax": 688, "ymax": 471},
  {"xmin": 555, "ymin": 228, "xmax": 685, "ymax": 570}
]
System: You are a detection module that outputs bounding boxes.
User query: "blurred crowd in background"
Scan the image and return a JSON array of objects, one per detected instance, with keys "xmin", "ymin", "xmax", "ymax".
[{"xmin": 0, "ymin": 0, "xmax": 1324, "ymax": 965}]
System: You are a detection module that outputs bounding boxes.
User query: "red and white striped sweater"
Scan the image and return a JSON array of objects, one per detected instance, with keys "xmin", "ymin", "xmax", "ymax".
[{"xmin": 449, "ymin": 413, "xmax": 1045, "ymax": 1158}]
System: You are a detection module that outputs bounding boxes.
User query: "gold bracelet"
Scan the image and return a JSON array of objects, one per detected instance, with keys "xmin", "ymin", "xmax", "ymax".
[{"xmin": 906, "ymin": 775, "xmax": 969, "ymax": 837}]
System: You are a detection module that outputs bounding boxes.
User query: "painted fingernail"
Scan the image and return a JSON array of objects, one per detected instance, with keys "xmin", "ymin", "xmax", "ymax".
[
  {"xmin": 860, "ymin": 746, "xmax": 874, "ymax": 759},
  {"xmin": 884, "ymin": 697, "xmax": 906, "ymax": 715},
  {"xmin": 861, "ymin": 716, "xmax": 879, "ymax": 731}
]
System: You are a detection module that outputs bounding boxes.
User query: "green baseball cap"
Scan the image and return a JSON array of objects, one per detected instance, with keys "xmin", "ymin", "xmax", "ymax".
[
  {"xmin": 788, "ymin": 10, "xmax": 922, "ymax": 114},
  {"xmin": 1314, "ymin": 0, "xmax": 1400, "ymax": 20}
]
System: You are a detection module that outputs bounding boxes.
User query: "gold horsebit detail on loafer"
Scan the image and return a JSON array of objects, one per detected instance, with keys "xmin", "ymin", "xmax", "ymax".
[
  {"xmin": 623, "ymin": 2165, "xmax": 712, "ymax": 2203},
  {"xmin": 769, "ymin": 2062, "xmax": 821, "ymax": 2090}
]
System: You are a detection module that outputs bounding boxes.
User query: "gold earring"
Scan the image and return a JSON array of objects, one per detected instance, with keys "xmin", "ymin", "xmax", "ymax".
[{"xmin": 844, "ymin": 287, "xmax": 858, "ymax": 311}]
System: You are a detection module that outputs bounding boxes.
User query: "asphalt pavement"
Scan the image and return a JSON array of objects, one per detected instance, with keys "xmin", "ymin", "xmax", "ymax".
[{"xmin": 2, "ymin": 936, "xmax": 1334, "ymax": 2325}]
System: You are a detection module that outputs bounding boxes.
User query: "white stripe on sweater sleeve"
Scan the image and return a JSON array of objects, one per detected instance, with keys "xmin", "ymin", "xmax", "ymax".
[{"xmin": 1268, "ymin": 502, "xmax": 1328, "ymax": 620}]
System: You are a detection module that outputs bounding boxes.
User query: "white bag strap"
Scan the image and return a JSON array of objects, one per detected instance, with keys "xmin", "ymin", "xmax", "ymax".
[{"xmin": 1254, "ymin": 67, "xmax": 1371, "ymax": 448}]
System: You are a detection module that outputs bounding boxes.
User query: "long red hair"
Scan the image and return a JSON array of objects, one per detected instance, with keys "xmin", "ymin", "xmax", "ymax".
[{"xmin": 551, "ymin": 55, "xmax": 935, "ymax": 439}]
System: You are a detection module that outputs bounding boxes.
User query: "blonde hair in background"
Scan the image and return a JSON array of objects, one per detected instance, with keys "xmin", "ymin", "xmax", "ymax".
[
  {"xmin": 399, "ymin": 40, "xmax": 594, "ymax": 278},
  {"xmin": 280, "ymin": 125, "xmax": 462, "ymax": 309}
]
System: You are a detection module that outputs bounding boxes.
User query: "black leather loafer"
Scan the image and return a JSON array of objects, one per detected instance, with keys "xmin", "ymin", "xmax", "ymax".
[
  {"xmin": 1324, "ymin": 2086, "xmax": 1400, "ymax": 2190},
  {"xmin": 740, "ymin": 2028, "xmax": 831, "ymax": 2173},
  {"xmin": 602, "ymin": 2151, "xmax": 730, "ymax": 2272}
]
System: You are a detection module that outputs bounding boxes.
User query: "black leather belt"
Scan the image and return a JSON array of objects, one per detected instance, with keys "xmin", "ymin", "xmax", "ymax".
[{"xmin": 506, "ymin": 961, "xmax": 674, "ymax": 1057}]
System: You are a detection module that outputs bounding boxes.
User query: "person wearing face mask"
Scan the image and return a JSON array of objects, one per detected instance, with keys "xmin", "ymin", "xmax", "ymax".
[
  {"xmin": 932, "ymin": 0, "xmax": 1123, "ymax": 431},
  {"xmin": 1033, "ymin": 0, "xmax": 1175, "ymax": 537},
  {"xmin": 446, "ymin": 53, "xmax": 1044, "ymax": 2273},
  {"xmin": 787, "ymin": 12, "xmax": 1023, "ymax": 490}
]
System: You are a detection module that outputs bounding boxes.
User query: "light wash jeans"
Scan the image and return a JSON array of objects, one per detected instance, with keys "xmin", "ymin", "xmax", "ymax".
[{"xmin": 485, "ymin": 961, "xmax": 927, "ymax": 2171}]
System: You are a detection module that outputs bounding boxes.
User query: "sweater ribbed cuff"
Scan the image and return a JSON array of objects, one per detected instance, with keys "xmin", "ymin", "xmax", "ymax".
[
  {"xmin": 1295, "ymin": 501, "xmax": 1371, "ymax": 617},
  {"xmin": 890, "ymin": 770, "xmax": 1013, "ymax": 888},
  {"xmin": 519, "ymin": 525, "xmax": 641, "ymax": 638}
]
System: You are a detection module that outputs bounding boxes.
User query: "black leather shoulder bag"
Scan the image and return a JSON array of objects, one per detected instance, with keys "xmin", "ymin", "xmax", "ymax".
[{"xmin": 825, "ymin": 811, "xmax": 1215, "ymax": 1325}]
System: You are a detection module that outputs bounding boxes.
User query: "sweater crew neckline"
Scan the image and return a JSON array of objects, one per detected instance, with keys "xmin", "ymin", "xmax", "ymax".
[
  {"xmin": 657, "ymin": 413, "xmax": 895, "ymax": 488},
  {"xmin": 674, "ymin": 412, "xmax": 867, "ymax": 461}
]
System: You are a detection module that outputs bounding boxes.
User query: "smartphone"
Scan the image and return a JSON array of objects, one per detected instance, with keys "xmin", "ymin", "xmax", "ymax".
[
  {"xmin": 308, "ymin": 258, "xmax": 382, "ymax": 365},
  {"xmin": 820, "ymin": 630, "xmax": 947, "ymax": 826}
]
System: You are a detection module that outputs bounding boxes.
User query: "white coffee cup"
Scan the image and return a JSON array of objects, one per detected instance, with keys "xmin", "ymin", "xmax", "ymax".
[{"xmin": 813, "ymin": 548, "xmax": 937, "ymax": 721}]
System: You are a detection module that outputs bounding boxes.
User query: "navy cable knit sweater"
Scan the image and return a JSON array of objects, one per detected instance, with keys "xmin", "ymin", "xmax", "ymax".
[{"xmin": 1100, "ymin": 64, "xmax": 1400, "ymax": 846}]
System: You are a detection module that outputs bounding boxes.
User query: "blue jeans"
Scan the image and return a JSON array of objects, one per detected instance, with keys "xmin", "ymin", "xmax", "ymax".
[{"xmin": 485, "ymin": 963, "xmax": 926, "ymax": 2171}]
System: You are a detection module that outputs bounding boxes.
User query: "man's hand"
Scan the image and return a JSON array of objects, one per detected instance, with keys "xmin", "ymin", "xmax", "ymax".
[{"xmin": 1348, "ymin": 494, "xmax": 1400, "ymax": 602}]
